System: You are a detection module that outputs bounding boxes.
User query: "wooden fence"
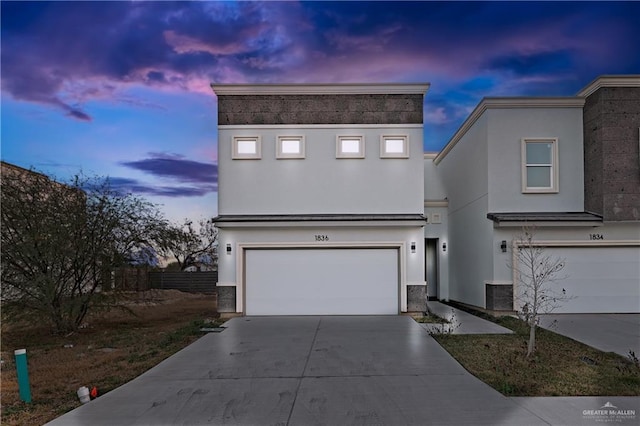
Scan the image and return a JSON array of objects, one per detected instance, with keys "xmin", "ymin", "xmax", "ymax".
[
  {"xmin": 113, "ymin": 267, "xmax": 151, "ymax": 292},
  {"xmin": 148, "ymin": 271, "xmax": 217, "ymax": 294}
]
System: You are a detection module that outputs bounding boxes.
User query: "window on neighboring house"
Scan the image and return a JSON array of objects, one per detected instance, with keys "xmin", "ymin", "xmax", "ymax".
[
  {"xmin": 276, "ymin": 136, "xmax": 305, "ymax": 159},
  {"xmin": 522, "ymin": 138, "xmax": 558, "ymax": 193},
  {"xmin": 232, "ymin": 136, "xmax": 261, "ymax": 159},
  {"xmin": 380, "ymin": 135, "xmax": 409, "ymax": 158},
  {"xmin": 336, "ymin": 136, "xmax": 365, "ymax": 158}
]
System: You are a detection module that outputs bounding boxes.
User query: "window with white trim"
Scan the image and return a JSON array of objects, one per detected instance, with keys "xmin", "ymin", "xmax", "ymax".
[
  {"xmin": 521, "ymin": 138, "xmax": 558, "ymax": 193},
  {"xmin": 336, "ymin": 135, "xmax": 365, "ymax": 159},
  {"xmin": 380, "ymin": 135, "xmax": 409, "ymax": 158},
  {"xmin": 232, "ymin": 136, "xmax": 261, "ymax": 159},
  {"xmin": 276, "ymin": 136, "xmax": 305, "ymax": 159}
]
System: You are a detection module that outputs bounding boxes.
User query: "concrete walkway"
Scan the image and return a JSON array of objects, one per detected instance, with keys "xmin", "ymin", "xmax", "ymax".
[
  {"xmin": 46, "ymin": 316, "xmax": 639, "ymax": 426},
  {"xmin": 539, "ymin": 314, "xmax": 640, "ymax": 358},
  {"xmin": 420, "ymin": 300, "xmax": 513, "ymax": 334}
]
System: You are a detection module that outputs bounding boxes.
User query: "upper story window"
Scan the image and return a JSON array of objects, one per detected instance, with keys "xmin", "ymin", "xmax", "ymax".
[
  {"xmin": 276, "ymin": 136, "xmax": 305, "ymax": 159},
  {"xmin": 232, "ymin": 136, "xmax": 261, "ymax": 159},
  {"xmin": 336, "ymin": 135, "xmax": 365, "ymax": 159},
  {"xmin": 380, "ymin": 135, "xmax": 409, "ymax": 158},
  {"xmin": 521, "ymin": 138, "xmax": 558, "ymax": 193}
]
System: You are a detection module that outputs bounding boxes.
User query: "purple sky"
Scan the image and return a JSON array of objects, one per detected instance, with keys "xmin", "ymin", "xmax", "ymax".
[{"xmin": 2, "ymin": 1, "xmax": 639, "ymax": 222}]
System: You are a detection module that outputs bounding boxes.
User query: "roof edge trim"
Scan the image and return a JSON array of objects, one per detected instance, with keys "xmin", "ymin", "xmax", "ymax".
[
  {"xmin": 434, "ymin": 97, "xmax": 584, "ymax": 165},
  {"xmin": 577, "ymin": 75, "xmax": 640, "ymax": 98},
  {"xmin": 211, "ymin": 83, "xmax": 430, "ymax": 96}
]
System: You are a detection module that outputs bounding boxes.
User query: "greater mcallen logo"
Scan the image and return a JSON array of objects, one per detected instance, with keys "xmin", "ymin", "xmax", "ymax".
[{"xmin": 582, "ymin": 402, "xmax": 636, "ymax": 423}]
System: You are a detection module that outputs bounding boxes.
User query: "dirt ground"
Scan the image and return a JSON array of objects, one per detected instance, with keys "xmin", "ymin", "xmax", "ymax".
[{"xmin": 1, "ymin": 290, "xmax": 220, "ymax": 425}]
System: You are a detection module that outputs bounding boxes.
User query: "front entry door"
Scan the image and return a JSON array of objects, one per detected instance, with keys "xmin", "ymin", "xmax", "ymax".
[{"xmin": 425, "ymin": 238, "xmax": 438, "ymax": 299}]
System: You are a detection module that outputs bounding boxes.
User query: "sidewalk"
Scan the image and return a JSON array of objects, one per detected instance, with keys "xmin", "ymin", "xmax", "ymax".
[{"xmin": 419, "ymin": 300, "xmax": 513, "ymax": 334}]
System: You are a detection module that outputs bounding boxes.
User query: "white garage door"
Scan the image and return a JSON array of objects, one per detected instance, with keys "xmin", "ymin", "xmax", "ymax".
[
  {"xmin": 245, "ymin": 248, "xmax": 398, "ymax": 315},
  {"xmin": 547, "ymin": 246, "xmax": 640, "ymax": 313}
]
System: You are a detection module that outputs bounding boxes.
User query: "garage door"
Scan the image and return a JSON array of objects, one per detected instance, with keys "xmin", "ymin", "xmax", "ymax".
[
  {"xmin": 546, "ymin": 246, "xmax": 640, "ymax": 313},
  {"xmin": 245, "ymin": 248, "xmax": 398, "ymax": 315}
]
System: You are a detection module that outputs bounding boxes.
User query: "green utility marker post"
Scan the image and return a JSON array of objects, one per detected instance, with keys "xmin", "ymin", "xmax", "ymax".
[{"xmin": 14, "ymin": 349, "xmax": 32, "ymax": 403}]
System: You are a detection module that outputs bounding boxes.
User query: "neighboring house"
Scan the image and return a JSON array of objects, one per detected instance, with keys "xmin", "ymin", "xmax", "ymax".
[
  {"xmin": 212, "ymin": 76, "xmax": 639, "ymax": 316},
  {"xmin": 426, "ymin": 75, "xmax": 640, "ymax": 314},
  {"xmin": 211, "ymin": 84, "xmax": 429, "ymax": 314}
]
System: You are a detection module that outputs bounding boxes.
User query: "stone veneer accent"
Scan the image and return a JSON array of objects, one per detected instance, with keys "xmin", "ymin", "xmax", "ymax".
[
  {"xmin": 407, "ymin": 285, "xmax": 427, "ymax": 312},
  {"xmin": 583, "ymin": 87, "xmax": 640, "ymax": 221},
  {"xmin": 217, "ymin": 94, "xmax": 423, "ymax": 125},
  {"xmin": 219, "ymin": 286, "xmax": 425, "ymax": 314},
  {"xmin": 216, "ymin": 286, "xmax": 237, "ymax": 313},
  {"xmin": 485, "ymin": 284, "xmax": 513, "ymax": 311}
]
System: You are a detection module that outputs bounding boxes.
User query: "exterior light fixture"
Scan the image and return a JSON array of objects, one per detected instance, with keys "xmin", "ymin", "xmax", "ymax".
[
  {"xmin": 442, "ymin": 242, "xmax": 447, "ymax": 252},
  {"xmin": 410, "ymin": 242, "xmax": 416, "ymax": 253},
  {"xmin": 500, "ymin": 240, "xmax": 507, "ymax": 253},
  {"xmin": 226, "ymin": 244, "xmax": 232, "ymax": 255}
]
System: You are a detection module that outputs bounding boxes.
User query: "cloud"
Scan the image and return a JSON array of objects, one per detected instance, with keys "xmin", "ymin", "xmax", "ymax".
[
  {"xmin": 120, "ymin": 152, "xmax": 217, "ymax": 185},
  {"xmin": 424, "ymin": 107, "xmax": 449, "ymax": 125},
  {"xmin": 56, "ymin": 100, "xmax": 92, "ymax": 121},
  {"xmin": 108, "ymin": 176, "xmax": 216, "ymax": 198},
  {"xmin": 114, "ymin": 153, "xmax": 217, "ymax": 198},
  {"xmin": 1, "ymin": 0, "xmax": 640, "ymax": 122},
  {"xmin": 163, "ymin": 30, "xmax": 251, "ymax": 57}
]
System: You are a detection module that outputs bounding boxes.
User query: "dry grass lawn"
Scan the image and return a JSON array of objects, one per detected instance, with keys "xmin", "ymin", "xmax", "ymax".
[
  {"xmin": 434, "ymin": 315, "xmax": 640, "ymax": 396},
  {"xmin": 1, "ymin": 290, "xmax": 221, "ymax": 426}
]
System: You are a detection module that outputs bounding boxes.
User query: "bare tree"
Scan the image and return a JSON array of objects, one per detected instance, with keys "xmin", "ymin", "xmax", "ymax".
[
  {"xmin": 159, "ymin": 218, "xmax": 218, "ymax": 271},
  {"xmin": 511, "ymin": 226, "xmax": 571, "ymax": 357},
  {"xmin": 1, "ymin": 167, "xmax": 169, "ymax": 332}
]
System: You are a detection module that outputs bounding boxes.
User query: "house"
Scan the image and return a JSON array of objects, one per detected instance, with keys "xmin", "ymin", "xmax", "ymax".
[
  {"xmin": 426, "ymin": 75, "xmax": 640, "ymax": 314},
  {"xmin": 212, "ymin": 76, "xmax": 640, "ymax": 316},
  {"xmin": 211, "ymin": 84, "xmax": 429, "ymax": 315}
]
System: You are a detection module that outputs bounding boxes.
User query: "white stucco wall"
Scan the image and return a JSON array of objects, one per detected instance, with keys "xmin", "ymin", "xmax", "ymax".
[
  {"xmin": 437, "ymin": 115, "xmax": 494, "ymax": 308},
  {"xmin": 218, "ymin": 125, "xmax": 424, "ymax": 215},
  {"xmin": 432, "ymin": 104, "xmax": 588, "ymax": 309},
  {"xmin": 486, "ymin": 108, "xmax": 584, "ymax": 213},
  {"xmin": 424, "ymin": 154, "xmax": 447, "ymax": 200}
]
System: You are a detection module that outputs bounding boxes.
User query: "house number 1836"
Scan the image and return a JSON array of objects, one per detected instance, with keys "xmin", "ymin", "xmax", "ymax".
[{"xmin": 315, "ymin": 235, "xmax": 329, "ymax": 241}]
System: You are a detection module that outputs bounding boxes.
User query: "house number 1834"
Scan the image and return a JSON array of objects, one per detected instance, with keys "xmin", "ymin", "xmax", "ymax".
[
  {"xmin": 589, "ymin": 233, "xmax": 604, "ymax": 240},
  {"xmin": 315, "ymin": 235, "xmax": 329, "ymax": 241}
]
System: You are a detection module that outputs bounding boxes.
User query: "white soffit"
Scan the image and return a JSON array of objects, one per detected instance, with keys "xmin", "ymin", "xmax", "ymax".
[
  {"xmin": 433, "ymin": 97, "xmax": 585, "ymax": 165},
  {"xmin": 211, "ymin": 83, "xmax": 430, "ymax": 96},
  {"xmin": 577, "ymin": 75, "xmax": 640, "ymax": 98}
]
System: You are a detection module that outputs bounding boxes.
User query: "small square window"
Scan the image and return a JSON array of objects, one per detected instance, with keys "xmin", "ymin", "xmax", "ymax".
[
  {"xmin": 336, "ymin": 136, "xmax": 365, "ymax": 158},
  {"xmin": 521, "ymin": 138, "xmax": 558, "ymax": 193},
  {"xmin": 380, "ymin": 135, "xmax": 409, "ymax": 158},
  {"xmin": 277, "ymin": 136, "xmax": 305, "ymax": 159},
  {"xmin": 232, "ymin": 136, "xmax": 261, "ymax": 159}
]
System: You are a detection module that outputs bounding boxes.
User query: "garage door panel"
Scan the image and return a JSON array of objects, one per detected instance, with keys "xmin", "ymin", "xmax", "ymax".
[
  {"xmin": 547, "ymin": 246, "xmax": 640, "ymax": 313},
  {"xmin": 246, "ymin": 248, "xmax": 398, "ymax": 315}
]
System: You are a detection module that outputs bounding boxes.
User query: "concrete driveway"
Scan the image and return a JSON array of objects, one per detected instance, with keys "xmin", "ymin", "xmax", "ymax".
[
  {"xmin": 47, "ymin": 315, "xmax": 556, "ymax": 426},
  {"xmin": 538, "ymin": 314, "xmax": 640, "ymax": 358}
]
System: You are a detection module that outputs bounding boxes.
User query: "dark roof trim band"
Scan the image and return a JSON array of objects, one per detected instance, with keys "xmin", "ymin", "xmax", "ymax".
[
  {"xmin": 487, "ymin": 212, "xmax": 603, "ymax": 224},
  {"xmin": 214, "ymin": 214, "xmax": 427, "ymax": 223}
]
